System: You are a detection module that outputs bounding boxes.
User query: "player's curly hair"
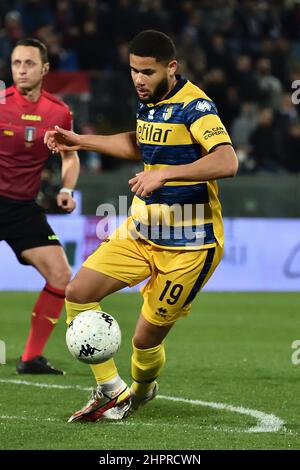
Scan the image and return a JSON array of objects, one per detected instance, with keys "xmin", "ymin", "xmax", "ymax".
[{"xmin": 129, "ymin": 30, "xmax": 176, "ymax": 63}]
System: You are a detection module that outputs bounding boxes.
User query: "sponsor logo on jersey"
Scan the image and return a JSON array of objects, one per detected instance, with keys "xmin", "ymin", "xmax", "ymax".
[
  {"xmin": 137, "ymin": 122, "xmax": 173, "ymax": 143},
  {"xmin": 3, "ymin": 130, "xmax": 14, "ymax": 136},
  {"xmin": 162, "ymin": 106, "xmax": 173, "ymax": 121},
  {"xmin": 195, "ymin": 100, "xmax": 212, "ymax": 112},
  {"xmin": 203, "ymin": 127, "xmax": 227, "ymax": 140},
  {"xmin": 21, "ymin": 114, "xmax": 42, "ymax": 121},
  {"xmin": 148, "ymin": 109, "xmax": 155, "ymax": 120}
]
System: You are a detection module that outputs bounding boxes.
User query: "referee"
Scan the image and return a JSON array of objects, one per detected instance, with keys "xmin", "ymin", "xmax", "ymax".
[{"xmin": 0, "ymin": 39, "xmax": 79, "ymax": 374}]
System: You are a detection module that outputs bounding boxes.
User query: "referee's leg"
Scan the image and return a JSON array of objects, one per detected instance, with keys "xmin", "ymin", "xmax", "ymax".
[{"xmin": 17, "ymin": 245, "xmax": 71, "ymax": 374}]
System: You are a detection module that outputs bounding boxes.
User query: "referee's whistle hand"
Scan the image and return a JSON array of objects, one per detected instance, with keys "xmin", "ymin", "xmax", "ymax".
[{"xmin": 56, "ymin": 193, "xmax": 76, "ymax": 213}]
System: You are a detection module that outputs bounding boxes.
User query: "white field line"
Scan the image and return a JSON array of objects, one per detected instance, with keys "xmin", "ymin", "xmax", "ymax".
[
  {"xmin": 0, "ymin": 415, "xmax": 57, "ymax": 422},
  {"xmin": 0, "ymin": 415, "xmax": 257, "ymax": 433},
  {"xmin": 0, "ymin": 378, "xmax": 284, "ymax": 433}
]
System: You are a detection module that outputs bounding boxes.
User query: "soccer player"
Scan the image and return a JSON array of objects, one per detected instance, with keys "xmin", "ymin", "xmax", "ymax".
[
  {"xmin": 45, "ymin": 30, "xmax": 238, "ymax": 419},
  {"xmin": 0, "ymin": 38, "xmax": 80, "ymax": 374}
]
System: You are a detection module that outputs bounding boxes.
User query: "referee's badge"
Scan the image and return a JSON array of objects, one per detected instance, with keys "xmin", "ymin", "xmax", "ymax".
[
  {"xmin": 25, "ymin": 126, "xmax": 36, "ymax": 146},
  {"xmin": 163, "ymin": 106, "xmax": 173, "ymax": 121}
]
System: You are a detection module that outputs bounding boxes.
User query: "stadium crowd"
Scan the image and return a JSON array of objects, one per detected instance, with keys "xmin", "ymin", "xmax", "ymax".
[{"xmin": 1, "ymin": 0, "xmax": 300, "ymax": 173}]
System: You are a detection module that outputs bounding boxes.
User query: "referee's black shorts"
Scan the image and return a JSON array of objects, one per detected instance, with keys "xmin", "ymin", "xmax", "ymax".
[{"xmin": 0, "ymin": 195, "xmax": 61, "ymax": 265}]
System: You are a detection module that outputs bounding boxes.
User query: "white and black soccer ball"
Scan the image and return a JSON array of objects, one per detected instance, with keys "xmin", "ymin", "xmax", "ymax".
[{"xmin": 66, "ymin": 309, "xmax": 121, "ymax": 364}]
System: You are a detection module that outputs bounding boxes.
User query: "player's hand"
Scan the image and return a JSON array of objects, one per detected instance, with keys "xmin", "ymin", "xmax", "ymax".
[
  {"xmin": 128, "ymin": 170, "xmax": 166, "ymax": 197},
  {"xmin": 56, "ymin": 192, "xmax": 76, "ymax": 213},
  {"xmin": 44, "ymin": 126, "xmax": 81, "ymax": 153}
]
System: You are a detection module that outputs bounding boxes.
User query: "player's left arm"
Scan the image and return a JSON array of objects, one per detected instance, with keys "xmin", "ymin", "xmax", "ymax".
[
  {"xmin": 129, "ymin": 144, "xmax": 237, "ymax": 197},
  {"xmin": 163, "ymin": 105, "xmax": 238, "ymax": 182},
  {"xmin": 57, "ymin": 149, "xmax": 80, "ymax": 213},
  {"xmin": 161, "ymin": 143, "xmax": 238, "ymax": 182},
  {"xmin": 129, "ymin": 101, "xmax": 238, "ymax": 197}
]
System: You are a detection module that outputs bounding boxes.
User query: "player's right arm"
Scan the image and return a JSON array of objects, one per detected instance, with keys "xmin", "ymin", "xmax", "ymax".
[{"xmin": 44, "ymin": 126, "xmax": 140, "ymax": 160}]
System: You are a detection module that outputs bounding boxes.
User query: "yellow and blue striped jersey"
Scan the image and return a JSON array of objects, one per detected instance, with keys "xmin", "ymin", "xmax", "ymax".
[{"xmin": 131, "ymin": 76, "xmax": 232, "ymax": 250}]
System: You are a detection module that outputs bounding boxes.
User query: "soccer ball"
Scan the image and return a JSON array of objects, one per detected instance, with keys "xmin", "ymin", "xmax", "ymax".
[{"xmin": 66, "ymin": 309, "xmax": 121, "ymax": 364}]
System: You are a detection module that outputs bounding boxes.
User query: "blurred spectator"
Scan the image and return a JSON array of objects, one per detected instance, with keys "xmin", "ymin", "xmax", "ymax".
[
  {"xmin": 0, "ymin": 11, "xmax": 23, "ymax": 67},
  {"xmin": 180, "ymin": 8, "xmax": 204, "ymax": 45},
  {"xmin": 201, "ymin": 0, "xmax": 235, "ymax": 35},
  {"xmin": 233, "ymin": 0, "xmax": 279, "ymax": 53},
  {"xmin": 16, "ymin": 0, "xmax": 53, "ymax": 35},
  {"xmin": 232, "ymin": 55, "xmax": 260, "ymax": 102},
  {"xmin": 255, "ymin": 57, "xmax": 283, "ymax": 109},
  {"xmin": 204, "ymin": 68, "xmax": 228, "ymax": 112},
  {"xmin": 113, "ymin": 0, "xmax": 141, "ymax": 43},
  {"xmin": 177, "ymin": 28, "xmax": 206, "ymax": 83},
  {"xmin": 54, "ymin": 0, "xmax": 74, "ymax": 33},
  {"xmin": 283, "ymin": 121, "xmax": 300, "ymax": 173},
  {"xmin": 79, "ymin": 123, "xmax": 102, "ymax": 172},
  {"xmin": 275, "ymin": 92, "xmax": 298, "ymax": 130},
  {"xmin": 249, "ymin": 108, "xmax": 281, "ymax": 172},
  {"xmin": 206, "ymin": 34, "xmax": 234, "ymax": 77},
  {"xmin": 231, "ymin": 102, "xmax": 258, "ymax": 170},
  {"xmin": 270, "ymin": 38, "xmax": 291, "ymax": 85},
  {"xmin": 36, "ymin": 26, "xmax": 78, "ymax": 70},
  {"xmin": 1, "ymin": 0, "xmax": 300, "ymax": 173},
  {"xmin": 138, "ymin": 0, "xmax": 171, "ymax": 33},
  {"xmin": 282, "ymin": 1, "xmax": 300, "ymax": 41},
  {"xmin": 222, "ymin": 85, "xmax": 241, "ymax": 129},
  {"xmin": 76, "ymin": 20, "xmax": 107, "ymax": 71}
]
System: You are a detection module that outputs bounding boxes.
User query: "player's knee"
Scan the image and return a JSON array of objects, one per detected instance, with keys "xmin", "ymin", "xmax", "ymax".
[
  {"xmin": 132, "ymin": 337, "xmax": 147, "ymax": 349},
  {"xmin": 132, "ymin": 333, "xmax": 160, "ymax": 350},
  {"xmin": 65, "ymin": 281, "xmax": 90, "ymax": 304},
  {"xmin": 133, "ymin": 316, "xmax": 173, "ymax": 349},
  {"xmin": 48, "ymin": 265, "xmax": 72, "ymax": 289},
  {"xmin": 65, "ymin": 282, "xmax": 79, "ymax": 303}
]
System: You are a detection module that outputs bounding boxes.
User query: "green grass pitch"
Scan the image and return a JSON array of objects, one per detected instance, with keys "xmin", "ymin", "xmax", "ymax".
[{"xmin": 0, "ymin": 291, "xmax": 300, "ymax": 450}]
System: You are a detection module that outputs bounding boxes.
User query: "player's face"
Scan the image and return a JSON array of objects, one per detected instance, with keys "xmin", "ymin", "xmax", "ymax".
[
  {"xmin": 130, "ymin": 54, "xmax": 177, "ymax": 104},
  {"xmin": 11, "ymin": 46, "xmax": 49, "ymax": 92}
]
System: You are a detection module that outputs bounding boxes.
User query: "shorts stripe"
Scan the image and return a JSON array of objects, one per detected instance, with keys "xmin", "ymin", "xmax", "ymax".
[
  {"xmin": 133, "ymin": 219, "xmax": 215, "ymax": 247},
  {"xmin": 183, "ymin": 247, "xmax": 216, "ymax": 306}
]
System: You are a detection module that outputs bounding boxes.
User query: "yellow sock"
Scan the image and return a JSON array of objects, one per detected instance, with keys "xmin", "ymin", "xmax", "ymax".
[
  {"xmin": 91, "ymin": 358, "xmax": 118, "ymax": 383},
  {"xmin": 65, "ymin": 299, "xmax": 99, "ymax": 326},
  {"xmin": 131, "ymin": 342, "xmax": 165, "ymax": 396},
  {"xmin": 65, "ymin": 299, "xmax": 118, "ymax": 383}
]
